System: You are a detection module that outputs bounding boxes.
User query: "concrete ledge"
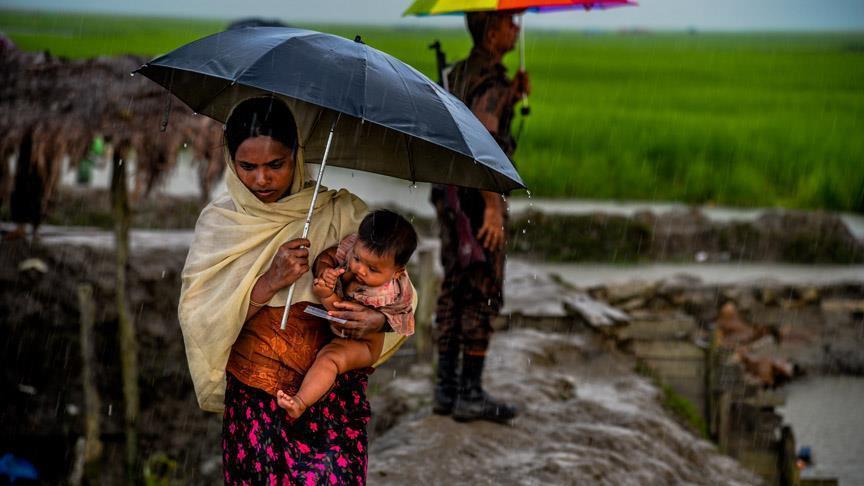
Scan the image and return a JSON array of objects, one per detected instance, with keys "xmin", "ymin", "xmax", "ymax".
[
  {"xmin": 631, "ymin": 340, "xmax": 706, "ymax": 360},
  {"xmin": 615, "ymin": 314, "xmax": 696, "ymax": 341}
]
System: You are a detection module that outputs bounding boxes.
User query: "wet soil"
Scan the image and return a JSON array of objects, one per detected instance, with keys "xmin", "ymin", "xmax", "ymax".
[
  {"xmin": 0, "ymin": 239, "xmax": 221, "ymax": 484},
  {"xmin": 0, "ymin": 236, "xmax": 760, "ymax": 485},
  {"xmin": 368, "ymin": 329, "xmax": 760, "ymax": 486}
]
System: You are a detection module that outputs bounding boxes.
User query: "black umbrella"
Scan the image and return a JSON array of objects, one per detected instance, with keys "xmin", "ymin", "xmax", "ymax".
[
  {"xmin": 136, "ymin": 27, "xmax": 525, "ymax": 328},
  {"xmin": 136, "ymin": 27, "xmax": 523, "ymax": 192}
]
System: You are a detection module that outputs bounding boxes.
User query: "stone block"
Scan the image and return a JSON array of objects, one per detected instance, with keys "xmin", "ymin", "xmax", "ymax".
[
  {"xmin": 643, "ymin": 358, "xmax": 704, "ymax": 380},
  {"xmin": 605, "ymin": 280, "xmax": 656, "ymax": 304},
  {"xmin": 801, "ymin": 479, "xmax": 839, "ymax": 486},
  {"xmin": 616, "ymin": 314, "xmax": 696, "ymax": 341},
  {"xmin": 737, "ymin": 449, "xmax": 779, "ymax": 483},
  {"xmin": 821, "ymin": 298, "xmax": 864, "ymax": 314},
  {"xmin": 632, "ymin": 340, "xmax": 705, "ymax": 360}
]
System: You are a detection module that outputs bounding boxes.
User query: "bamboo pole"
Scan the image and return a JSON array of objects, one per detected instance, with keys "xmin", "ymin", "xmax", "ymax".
[
  {"xmin": 413, "ymin": 245, "xmax": 437, "ymax": 362},
  {"xmin": 111, "ymin": 149, "xmax": 139, "ymax": 483},
  {"xmin": 77, "ymin": 283, "xmax": 102, "ymax": 484}
]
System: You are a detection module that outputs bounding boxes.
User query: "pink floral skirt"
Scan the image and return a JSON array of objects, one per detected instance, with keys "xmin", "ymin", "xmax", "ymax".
[{"xmin": 222, "ymin": 370, "xmax": 372, "ymax": 485}]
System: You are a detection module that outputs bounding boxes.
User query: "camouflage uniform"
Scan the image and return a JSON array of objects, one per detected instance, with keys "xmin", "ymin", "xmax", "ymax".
[{"xmin": 431, "ymin": 46, "xmax": 516, "ymax": 358}]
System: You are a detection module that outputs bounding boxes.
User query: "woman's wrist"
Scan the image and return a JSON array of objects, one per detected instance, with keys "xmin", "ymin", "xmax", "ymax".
[{"xmin": 253, "ymin": 272, "xmax": 279, "ymax": 303}]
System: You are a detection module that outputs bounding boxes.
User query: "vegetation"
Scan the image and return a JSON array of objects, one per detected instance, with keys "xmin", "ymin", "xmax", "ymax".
[
  {"xmin": 636, "ymin": 360, "xmax": 709, "ymax": 439},
  {"xmin": 2, "ymin": 10, "xmax": 863, "ymax": 211}
]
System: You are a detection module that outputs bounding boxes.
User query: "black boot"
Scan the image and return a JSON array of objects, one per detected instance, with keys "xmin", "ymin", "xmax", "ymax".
[
  {"xmin": 432, "ymin": 348, "xmax": 460, "ymax": 415},
  {"xmin": 452, "ymin": 354, "xmax": 518, "ymax": 423}
]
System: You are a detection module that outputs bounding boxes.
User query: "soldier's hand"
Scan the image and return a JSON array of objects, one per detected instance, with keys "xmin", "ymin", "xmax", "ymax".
[{"xmin": 477, "ymin": 205, "xmax": 505, "ymax": 251}]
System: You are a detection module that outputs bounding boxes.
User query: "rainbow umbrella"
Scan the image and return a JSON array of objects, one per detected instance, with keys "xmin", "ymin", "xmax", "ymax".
[
  {"xmin": 404, "ymin": 0, "xmax": 635, "ymax": 16},
  {"xmin": 404, "ymin": 0, "xmax": 636, "ymax": 112}
]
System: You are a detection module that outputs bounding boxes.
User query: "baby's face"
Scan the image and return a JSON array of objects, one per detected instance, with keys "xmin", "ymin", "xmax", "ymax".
[{"xmin": 348, "ymin": 240, "xmax": 402, "ymax": 288}]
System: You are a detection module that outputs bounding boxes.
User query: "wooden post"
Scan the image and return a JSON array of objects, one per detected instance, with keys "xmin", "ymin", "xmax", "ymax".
[
  {"xmin": 706, "ymin": 326, "xmax": 718, "ymax": 441},
  {"xmin": 78, "ymin": 283, "xmax": 102, "ymax": 484},
  {"xmin": 779, "ymin": 425, "xmax": 800, "ymax": 486},
  {"xmin": 111, "ymin": 149, "xmax": 139, "ymax": 483},
  {"xmin": 717, "ymin": 391, "xmax": 731, "ymax": 454},
  {"xmin": 413, "ymin": 244, "xmax": 438, "ymax": 362}
]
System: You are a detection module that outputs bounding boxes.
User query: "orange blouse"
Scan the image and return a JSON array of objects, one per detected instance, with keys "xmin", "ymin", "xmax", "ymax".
[{"xmin": 226, "ymin": 303, "xmax": 331, "ymax": 397}]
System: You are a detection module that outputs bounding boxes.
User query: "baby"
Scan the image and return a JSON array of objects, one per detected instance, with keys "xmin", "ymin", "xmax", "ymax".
[{"xmin": 277, "ymin": 209, "xmax": 417, "ymax": 418}]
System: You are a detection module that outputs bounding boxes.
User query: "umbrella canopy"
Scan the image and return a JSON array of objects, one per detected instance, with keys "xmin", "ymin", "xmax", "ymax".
[
  {"xmin": 404, "ymin": 0, "xmax": 635, "ymax": 16},
  {"xmin": 404, "ymin": 0, "xmax": 636, "ymax": 114},
  {"xmin": 135, "ymin": 27, "xmax": 524, "ymax": 193}
]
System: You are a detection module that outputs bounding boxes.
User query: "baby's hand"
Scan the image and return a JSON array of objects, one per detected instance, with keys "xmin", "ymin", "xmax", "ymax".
[
  {"xmin": 312, "ymin": 267, "xmax": 344, "ymax": 298},
  {"xmin": 320, "ymin": 267, "xmax": 345, "ymax": 288},
  {"xmin": 312, "ymin": 277, "xmax": 333, "ymax": 298}
]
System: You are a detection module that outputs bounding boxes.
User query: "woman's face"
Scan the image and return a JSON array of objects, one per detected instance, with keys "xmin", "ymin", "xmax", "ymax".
[{"xmin": 233, "ymin": 135, "xmax": 295, "ymax": 203}]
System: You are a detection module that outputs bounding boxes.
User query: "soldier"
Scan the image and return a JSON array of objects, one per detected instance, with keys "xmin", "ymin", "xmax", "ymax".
[{"xmin": 430, "ymin": 11, "xmax": 530, "ymax": 423}]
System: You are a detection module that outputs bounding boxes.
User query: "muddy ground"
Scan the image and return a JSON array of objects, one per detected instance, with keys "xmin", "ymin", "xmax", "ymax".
[
  {"xmin": 0, "ymin": 240, "xmax": 216, "ymax": 484},
  {"xmin": 368, "ymin": 329, "xmax": 759, "ymax": 485},
  {"xmin": 0, "ymin": 237, "xmax": 763, "ymax": 484}
]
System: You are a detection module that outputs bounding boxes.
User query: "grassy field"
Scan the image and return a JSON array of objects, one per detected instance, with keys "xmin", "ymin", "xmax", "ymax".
[{"xmin": 2, "ymin": 10, "xmax": 863, "ymax": 212}]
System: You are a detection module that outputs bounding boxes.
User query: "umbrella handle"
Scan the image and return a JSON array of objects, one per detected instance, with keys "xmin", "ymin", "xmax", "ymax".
[
  {"xmin": 518, "ymin": 13, "xmax": 530, "ymax": 116},
  {"xmin": 279, "ymin": 114, "xmax": 341, "ymax": 330},
  {"xmin": 518, "ymin": 12, "xmax": 526, "ymax": 72}
]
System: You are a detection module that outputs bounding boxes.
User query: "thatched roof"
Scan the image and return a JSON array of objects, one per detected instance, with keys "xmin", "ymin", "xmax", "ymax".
[{"xmin": 0, "ymin": 45, "xmax": 224, "ymax": 205}]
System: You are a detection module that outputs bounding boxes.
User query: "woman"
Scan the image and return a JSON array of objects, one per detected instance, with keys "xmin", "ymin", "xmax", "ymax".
[{"xmin": 178, "ymin": 97, "xmax": 398, "ymax": 484}]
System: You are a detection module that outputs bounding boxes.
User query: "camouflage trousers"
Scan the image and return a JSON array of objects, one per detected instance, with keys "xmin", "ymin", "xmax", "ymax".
[{"xmin": 434, "ymin": 228, "xmax": 506, "ymax": 358}]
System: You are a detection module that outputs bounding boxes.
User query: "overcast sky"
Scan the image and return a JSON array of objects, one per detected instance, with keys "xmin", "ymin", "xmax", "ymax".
[{"xmin": 2, "ymin": 0, "xmax": 864, "ymax": 31}]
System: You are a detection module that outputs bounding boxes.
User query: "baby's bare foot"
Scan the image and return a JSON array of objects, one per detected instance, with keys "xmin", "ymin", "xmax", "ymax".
[{"xmin": 276, "ymin": 390, "xmax": 307, "ymax": 419}]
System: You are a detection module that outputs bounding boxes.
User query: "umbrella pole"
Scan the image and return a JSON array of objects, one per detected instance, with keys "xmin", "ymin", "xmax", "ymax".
[
  {"xmin": 519, "ymin": 13, "xmax": 526, "ymax": 72},
  {"xmin": 518, "ymin": 13, "xmax": 530, "ymax": 116},
  {"xmin": 279, "ymin": 114, "xmax": 341, "ymax": 330}
]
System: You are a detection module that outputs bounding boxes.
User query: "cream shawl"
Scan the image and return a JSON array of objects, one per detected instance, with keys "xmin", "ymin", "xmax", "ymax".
[{"xmin": 179, "ymin": 156, "xmax": 407, "ymax": 412}]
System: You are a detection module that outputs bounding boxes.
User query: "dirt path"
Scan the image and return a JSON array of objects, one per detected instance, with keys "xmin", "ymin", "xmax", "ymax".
[{"xmin": 368, "ymin": 329, "xmax": 759, "ymax": 485}]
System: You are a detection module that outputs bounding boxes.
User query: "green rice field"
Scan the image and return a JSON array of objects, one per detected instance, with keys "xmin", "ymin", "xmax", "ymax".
[{"xmin": 2, "ymin": 10, "xmax": 863, "ymax": 212}]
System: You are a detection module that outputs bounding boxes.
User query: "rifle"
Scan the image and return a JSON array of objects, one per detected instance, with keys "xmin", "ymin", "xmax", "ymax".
[{"xmin": 429, "ymin": 40, "xmax": 451, "ymax": 91}]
